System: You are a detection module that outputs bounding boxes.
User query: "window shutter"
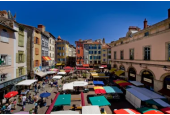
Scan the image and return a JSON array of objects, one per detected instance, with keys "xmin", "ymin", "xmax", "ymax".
[
  {"xmin": 6, "ymin": 74, "xmax": 11, "ymax": 81},
  {"xmin": 24, "ymin": 67, "xmax": 27, "ymax": 75},
  {"xmin": 1, "ymin": 31, "xmax": 9, "ymax": 43},
  {"xmin": 38, "ymin": 38, "xmax": 40, "ymax": 45},
  {"xmin": 7, "ymin": 55, "xmax": 12, "ymax": 65},
  {"xmin": 34, "ymin": 37, "xmax": 36, "ymax": 44},
  {"xmin": 16, "ymin": 53, "xmax": 19, "ymax": 63},
  {"xmin": 16, "ymin": 69, "xmax": 19, "ymax": 78},
  {"xmin": 22, "ymin": 35, "xmax": 24, "ymax": 47},
  {"xmin": 23, "ymin": 54, "xmax": 25, "ymax": 63},
  {"xmin": 34, "ymin": 60, "xmax": 36, "ymax": 67}
]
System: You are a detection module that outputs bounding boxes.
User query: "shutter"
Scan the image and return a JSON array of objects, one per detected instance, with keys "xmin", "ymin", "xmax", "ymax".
[
  {"xmin": 35, "ymin": 48, "xmax": 37, "ymax": 55},
  {"xmin": 7, "ymin": 55, "xmax": 12, "ymax": 65},
  {"xmin": 6, "ymin": 74, "xmax": 11, "ymax": 81},
  {"xmin": 22, "ymin": 35, "xmax": 24, "ymax": 47},
  {"xmin": 18, "ymin": 34, "xmax": 21, "ymax": 46},
  {"xmin": 16, "ymin": 53, "xmax": 18, "ymax": 63},
  {"xmin": 34, "ymin": 37, "xmax": 36, "ymax": 44},
  {"xmin": 23, "ymin": 54, "xmax": 25, "ymax": 63},
  {"xmin": 16, "ymin": 69, "xmax": 19, "ymax": 78},
  {"xmin": 34, "ymin": 60, "xmax": 36, "ymax": 67},
  {"xmin": 37, "ymin": 48, "xmax": 39, "ymax": 55},
  {"xmin": 38, "ymin": 38, "xmax": 40, "ymax": 45},
  {"xmin": 25, "ymin": 67, "xmax": 27, "ymax": 75}
]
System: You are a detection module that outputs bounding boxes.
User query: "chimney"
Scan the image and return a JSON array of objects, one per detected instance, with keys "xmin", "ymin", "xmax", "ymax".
[
  {"xmin": 144, "ymin": 19, "xmax": 147, "ymax": 29},
  {"xmin": 168, "ymin": 8, "xmax": 170, "ymax": 18},
  {"xmin": 38, "ymin": 24, "xmax": 45, "ymax": 32}
]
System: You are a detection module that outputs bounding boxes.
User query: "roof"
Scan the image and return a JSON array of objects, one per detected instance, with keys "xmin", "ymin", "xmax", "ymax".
[
  {"xmin": 82, "ymin": 106, "xmax": 101, "ymax": 114},
  {"xmin": 19, "ymin": 23, "xmax": 41, "ymax": 32},
  {"xmin": 0, "ymin": 23, "xmax": 17, "ymax": 32},
  {"xmin": 102, "ymin": 44, "xmax": 111, "ymax": 49},
  {"xmin": 54, "ymin": 94, "xmax": 71, "ymax": 106},
  {"xmin": 89, "ymin": 96, "xmax": 111, "ymax": 106},
  {"xmin": 16, "ymin": 80, "xmax": 37, "ymax": 86},
  {"xmin": 103, "ymin": 86, "xmax": 123, "ymax": 94},
  {"xmin": 84, "ymin": 41, "xmax": 101, "ymax": 45}
]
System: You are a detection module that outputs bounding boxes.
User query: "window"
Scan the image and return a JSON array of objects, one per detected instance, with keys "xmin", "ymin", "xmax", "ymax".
[
  {"xmin": 19, "ymin": 68, "xmax": 23, "ymax": 76},
  {"xmin": 36, "ymin": 37, "xmax": 39, "ymax": 44},
  {"xmin": 45, "ymin": 51, "xmax": 48, "ymax": 56},
  {"xmin": 35, "ymin": 60, "xmax": 39, "ymax": 66},
  {"xmin": 78, "ymin": 50, "xmax": 80, "ymax": 54},
  {"xmin": 130, "ymin": 49, "xmax": 134, "ymax": 60},
  {"xmin": 94, "ymin": 45, "xmax": 97, "ymax": 49},
  {"xmin": 103, "ymin": 50, "xmax": 106, "ymax": 52},
  {"xmin": 90, "ymin": 56, "xmax": 92, "ymax": 60},
  {"xmin": 35, "ymin": 48, "xmax": 39, "ymax": 55},
  {"xmin": 94, "ymin": 61, "xmax": 97, "ymax": 64},
  {"xmin": 50, "ymin": 39, "xmax": 51, "ymax": 44},
  {"xmin": 98, "ymin": 45, "xmax": 101, "ymax": 49},
  {"xmin": 90, "ymin": 61, "xmax": 92, "ymax": 64},
  {"xmin": 62, "ymin": 47, "xmax": 64, "ymax": 50},
  {"xmin": 94, "ymin": 51, "xmax": 97, "ymax": 54},
  {"xmin": 18, "ymin": 51, "xmax": 24, "ymax": 63},
  {"xmin": 103, "ymin": 54, "xmax": 106, "ymax": 57},
  {"xmin": 93, "ymin": 56, "xmax": 96, "ymax": 60},
  {"xmin": 91, "ymin": 51, "xmax": 93, "ymax": 54},
  {"xmin": 144, "ymin": 32, "xmax": 149, "ymax": 36},
  {"xmin": 120, "ymin": 51, "xmax": 124, "ymax": 60},
  {"xmin": 0, "ymin": 55, "xmax": 7, "ymax": 66},
  {"xmin": 108, "ymin": 55, "xmax": 111, "ymax": 59},
  {"xmin": 63, "ymin": 53, "xmax": 65, "ymax": 56},
  {"xmin": 42, "ymin": 50, "xmax": 45, "ymax": 56},
  {"xmin": 50, "ymin": 53, "xmax": 51, "ymax": 57},
  {"xmin": 58, "ymin": 59, "xmax": 60, "ymax": 61},
  {"xmin": 50, "ymin": 46, "xmax": 51, "ymax": 50},
  {"xmin": 98, "ymin": 61, "xmax": 101, "ymax": 64},
  {"xmin": 0, "ymin": 74, "xmax": 8, "ymax": 82},
  {"xmin": 114, "ymin": 51, "xmax": 116, "ymax": 59},
  {"xmin": 63, "ymin": 59, "xmax": 65, "ymax": 61},
  {"xmin": 168, "ymin": 43, "xmax": 170, "ymax": 61},
  {"xmin": 144, "ymin": 47, "xmax": 150, "ymax": 60},
  {"xmin": 169, "ymin": 24, "xmax": 170, "ymax": 29},
  {"xmin": 1, "ymin": 29, "xmax": 9, "ymax": 43},
  {"xmin": 98, "ymin": 56, "xmax": 101, "ymax": 59},
  {"xmin": 18, "ymin": 33, "xmax": 24, "ymax": 47},
  {"xmin": 42, "ymin": 40, "xmax": 45, "ymax": 46},
  {"xmin": 103, "ymin": 59, "xmax": 106, "ymax": 62},
  {"xmin": 98, "ymin": 51, "xmax": 101, "ymax": 54}
]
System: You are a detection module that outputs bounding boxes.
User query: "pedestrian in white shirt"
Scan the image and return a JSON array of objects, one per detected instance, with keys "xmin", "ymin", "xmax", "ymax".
[{"xmin": 22, "ymin": 95, "xmax": 27, "ymax": 111}]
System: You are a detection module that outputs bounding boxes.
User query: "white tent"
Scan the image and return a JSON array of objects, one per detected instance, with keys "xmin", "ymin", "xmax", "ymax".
[
  {"xmin": 58, "ymin": 72, "xmax": 66, "ymax": 75},
  {"xmin": 130, "ymin": 81, "xmax": 144, "ymax": 86},
  {"xmin": 99, "ymin": 67, "xmax": 104, "ymax": 69},
  {"xmin": 73, "ymin": 81, "xmax": 88, "ymax": 87},
  {"xmin": 53, "ymin": 75, "xmax": 62, "ymax": 79},
  {"xmin": 35, "ymin": 71, "xmax": 47, "ymax": 77},
  {"xmin": 82, "ymin": 106, "xmax": 101, "ymax": 114},
  {"xmin": 153, "ymin": 99, "xmax": 170, "ymax": 107},
  {"xmin": 46, "ymin": 71, "xmax": 56, "ymax": 74},
  {"xmin": 51, "ymin": 110, "xmax": 79, "ymax": 114},
  {"xmin": 16, "ymin": 80, "xmax": 37, "ymax": 86},
  {"xmin": 63, "ymin": 82, "xmax": 74, "ymax": 91}
]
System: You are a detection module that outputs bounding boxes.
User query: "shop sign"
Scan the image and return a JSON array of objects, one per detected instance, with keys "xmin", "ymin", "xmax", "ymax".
[
  {"xmin": 144, "ymin": 78, "xmax": 152, "ymax": 83},
  {"xmin": 130, "ymin": 73, "xmax": 135, "ymax": 77},
  {"xmin": 167, "ymin": 85, "xmax": 170, "ymax": 90}
]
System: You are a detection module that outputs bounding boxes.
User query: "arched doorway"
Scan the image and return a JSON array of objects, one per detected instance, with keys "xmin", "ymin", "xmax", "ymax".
[
  {"xmin": 128, "ymin": 67, "xmax": 136, "ymax": 81},
  {"xmin": 158, "ymin": 75, "xmax": 170, "ymax": 97},
  {"xmin": 141, "ymin": 70, "xmax": 154, "ymax": 90},
  {"xmin": 113, "ymin": 64, "xmax": 117, "ymax": 68}
]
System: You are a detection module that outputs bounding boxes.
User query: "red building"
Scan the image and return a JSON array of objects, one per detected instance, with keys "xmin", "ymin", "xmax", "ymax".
[{"xmin": 75, "ymin": 39, "xmax": 84, "ymax": 66}]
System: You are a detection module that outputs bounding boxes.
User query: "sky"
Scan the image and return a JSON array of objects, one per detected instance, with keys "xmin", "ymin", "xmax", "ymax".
[{"xmin": 1, "ymin": 1, "xmax": 170, "ymax": 45}]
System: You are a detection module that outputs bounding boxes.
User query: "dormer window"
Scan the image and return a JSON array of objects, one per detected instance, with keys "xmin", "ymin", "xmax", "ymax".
[{"xmin": 144, "ymin": 32, "xmax": 149, "ymax": 36}]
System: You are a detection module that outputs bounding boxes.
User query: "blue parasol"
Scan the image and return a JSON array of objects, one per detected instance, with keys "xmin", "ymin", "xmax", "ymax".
[{"xmin": 40, "ymin": 92, "xmax": 51, "ymax": 98}]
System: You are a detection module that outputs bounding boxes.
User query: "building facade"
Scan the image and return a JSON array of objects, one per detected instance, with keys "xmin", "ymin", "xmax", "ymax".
[
  {"xmin": 111, "ymin": 9, "xmax": 170, "ymax": 98},
  {"xmin": 75, "ymin": 39, "xmax": 84, "ymax": 66},
  {"xmin": 101, "ymin": 44, "xmax": 111, "ymax": 64},
  {"xmin": 48, "ymin": 33, "xmax": 55, "ymax": 68}
]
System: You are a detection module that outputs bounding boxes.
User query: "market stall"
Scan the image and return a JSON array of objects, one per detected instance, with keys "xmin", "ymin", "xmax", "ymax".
[
  {"xmin": 93, "ymin": 81, "xmax": 105, "ymax": 86},
  {"xmin": 89, "ymin": 96, "xmax": 111, "ymax": 106},
  {"xmin": 73, "ymin": 81, "xmax": 88, "ymax": 87},
  {"xmin": 82, "ymin": 106, "xmax": 101, "ymax": 114},
  {"xmin": 51, "ymin": 110, "xmax": 79, "ymax": 114},
  {"xmin": 57, "ymin": 72, "xmax": 66, "ymax": 75},
  {"xmin": 53, "ymin": 75, "xmax": 62, "ymax": 80},
  {"xmin": 54, "ymin": 94, "xmax": 71, "ymax": 106},
  {"xmin": 94, "ymin": 86, "xmax": 106, "ymax": 94},
  {"xmin": 160, "ymin": 107, "xmax": 170, "ymax": 114},
  {"xmin": 137, "ymin": 107, "xmax": 164, "ymax": 114},
  {"xmin": 130, "ymin": 81, "xmax": 144, "ymax": 86},
  {"xmin": 103, "ymin": 86, "xmax": 123, "ymax": 94},
  {"xmin": 63, "ymin": 82, "xmax": 74, "ymax": 91},
  {"xmin": 113, "ymin": 109, "xmax": 141, "ymax": 114},
  {"xmin": 16, "ymin": 80, "xmax": 37, "ymax": 86}
]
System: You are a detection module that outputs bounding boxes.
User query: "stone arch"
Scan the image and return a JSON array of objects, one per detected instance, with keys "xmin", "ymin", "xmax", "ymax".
[
  {"xmin": 127, "ymin": 66, "xmax": 137, "ymax": 73},
  {"xmin": 139, "ymin": 69, "xmax": 156, "ymax": 79},
  {"xmin": 119, "ymin": 64, "xmax": 126, "ymax": 71},
  {"xmin": 160, "ymin": 72, "xmax": 170, "ymax": 82}
]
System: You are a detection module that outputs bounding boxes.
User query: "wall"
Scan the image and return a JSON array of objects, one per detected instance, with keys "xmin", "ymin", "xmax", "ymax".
[
  {"xmin": 49, "ymin": 36, "xmax": 55, "ymax": 67},
  {"xmin": 101, "ymin": 48, "xmax": 107, "ymax": 63},
  {"xmin": 76, "ymin": 42, "xmax": 84, "ymax": 64}
]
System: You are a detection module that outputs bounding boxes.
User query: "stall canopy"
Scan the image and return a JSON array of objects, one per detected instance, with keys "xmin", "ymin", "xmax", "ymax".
[
  {"xmin": 53, "ymin": 75, "xmax": 62, "ymax": 79},
  {"xmin": 145, "ymin": 99, "xmax": 170, "ymax": 107},
  {"xmin": 114, "ymin": 109, "xmax": 141, "ymax": 114},
  {"xmin": 49, "ymin": 68, "xmax": 58, "ymax": 71},
  {"xmin": 130, "ymin": 81, "xmax": 144, "ymax": 86},
  {"xmin": 91, "ymin": 73, "xmax": 105, "ymax": 76},
  {"xmin": 161, "ymin": 107, "xmax": 170, "ymax": 114},
  {"xmin": 83, "ymin": 64, "xmax": 89, "ymax": 68},
  {"xmin": 103, "ymin": 86, "xmax": 123, "ymax": 94},
  {"xmin": 63, "ymin": 82, "xmax": 74, "ymax": 91},
  {"xmin": 93, "ymin": 76, "xmax": 109, "ymax": 79},
  {"xmin": 94, "ymin": 86, "xmax": 106, "ymax": 94},
  {"xmin": 101, "ymin": 65, "xmax": 107, "ymax": 68},
  {"xmin": 89, "ymin": 96, "xmax": 111, "ymax": 106},
  {"xmin": 35, "ymin": 71, "xmax": 47, "ymax": 77},
  {"xmin": 16, "ymin": 80, "xmax": 37, "ymax": 86},
  {"xmin": 82, "ymin": 106, "xmax": 101, "ymax": 114},
  {"xmin": 114, "ymin": 80, "xmax": 127, "ymax": 84},
  {"xmin": 77, "ymin": 67, "xmax": 87, "ymax": 70},
  {"xmin": 57, "ymin": 72, "xmax": 66, "ymax": 75},
  {"xmin": 115, "ymin": 70, "xmax": 124, "ymax": 76},
  {"xmin": 118, "ymin": 82, "xmax": 132, "ymax": 87},
  {"xmin": 93, "ymin": 81, "xmax": 104, "ymax": 85},
  {"xmin": 109, "ymin": 68, "xmax": 117, "ymax": 73},
  {"xmin": 54, "ymin": 94, "xmax": 71, "ymax": 106},
  {"xmin": 73, "ymin": 81, "xmax": 88, "ymax": 87},
  {"xmin": 42, "ymin": 56, "xmax": 52, "ymax": 61},
  {"xmin": 51, "ymin": 110, "xmax": 79, "ymax": 114},
  {"xmin": 46, "ymin": 71, "xmax": 56, "ymax": 74},
  {"xmin": 137, "ymin": 107, "xmax": 164, "ymax": 114}
]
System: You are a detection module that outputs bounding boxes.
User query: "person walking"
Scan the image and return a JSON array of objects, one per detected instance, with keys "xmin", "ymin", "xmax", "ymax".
[
  {"xmin": 37, "ymin": 84, "xmax": 41, "ymax": 93},
  {"xmin": 50, "ymin": 81, "xmax": 53, "ymax": 88},
  {"xmin": 22, "ymin": 94, "xmax": 26, "ymax": 111},
  {"xmin": 34, "ymin": 84, "xmax": 37, "ymax": 94},
  {"xmin": 42, "ymin": 81, "xmax": 45, "ymax": 91},
  {"xmin": 6, "ymin": 103, "xmax": 12, "ymax": 114},
  {"xmin": 12, "ymin": 99, "xmax": 17, "ymax": 110},
  {"xmin": 34, "ymin": 101, "xmax": 38, "ymax": 114}
]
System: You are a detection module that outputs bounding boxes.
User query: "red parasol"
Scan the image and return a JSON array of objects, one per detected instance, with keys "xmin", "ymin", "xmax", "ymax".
[{"xmin": 4, "ymin": 91, "xmax": 18, "ymax": 98}]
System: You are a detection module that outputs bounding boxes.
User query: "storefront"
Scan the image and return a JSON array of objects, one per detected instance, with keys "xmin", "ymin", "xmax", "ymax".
[
  {"xmin": 128, "ymin": 67, "xmax": 136, "ymax": 81},
  {"xmin": 159, "ymin": 75, "xmax": 170, "ymax": 97},
  {"xmin": 141, "ymin": 70, "xmax": 154, "ymax": 90}
]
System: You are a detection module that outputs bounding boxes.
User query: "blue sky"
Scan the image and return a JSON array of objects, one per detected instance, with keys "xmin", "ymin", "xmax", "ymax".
[{"xmin": 1, "ymin": 1, "xmax": 170, "ymax": 45}]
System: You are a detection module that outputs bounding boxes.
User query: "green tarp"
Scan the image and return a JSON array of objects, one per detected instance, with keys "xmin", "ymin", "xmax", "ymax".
[
  {"xmin": 103, "ymin": 86, "xmax": 123, "ymax": 94},
  {"xmin": 54, "ymin": 94, "xmax": 71, "ymax": 106},
  {"xmin": 89, "ymin": 96, "xmax": 111, "ymax": 106},
  {"xmin": 145, "ymin": 99, "xmax": 162, "ymax": 107}
]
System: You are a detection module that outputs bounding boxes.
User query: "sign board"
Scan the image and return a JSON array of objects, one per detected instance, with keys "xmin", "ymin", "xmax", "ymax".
[
  {"xmin": 144, "ymin": 78, "xmax": 152, "ymax": 83},
  {"xmin": 130, "ymin": 73, "xmax": 135, "ymax": 77},
  {"xmin": 167, "ymin": 85, "xmax": 170, "ymax": 90}
]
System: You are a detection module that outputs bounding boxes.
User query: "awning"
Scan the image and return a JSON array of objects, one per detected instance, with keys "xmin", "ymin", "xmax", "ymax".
[
  {"xmin": 73, "ymin": 81, "xmax": 88, "ymax": 87},
  {"xmin": 137, "ymin": 107, "xmax": 164, "ymax": 114},
  {"xmin": 161, "ymin": 107, "xmax": 170, "ymax": 114},
  {"xmin": 93, "ymin": 81, "xmax": 104, "ymax": 85},
  {"xmin": 109, "ymin": 68, "xmax": 117, "ymax": 73},
  {"xmin": 53, "ymin": 75, "xmax": 62, "ymax": 79},
  {"xmin": 94, "ymin": 86, "xmax": 106, "ymax": 94},
  {"xmin": 77, "ymin": 67, "xmax": 87, "ymax": 70},
  {"xmin": 54, "ymin": 94, "xmax": 71, "ymax": 106},
  {"xmin": 46, "ymin": 71, "xmax": 56, "ymax": 74},
  {"xmin": 118, "ymin": 82, "xmax": 132, "ymax": 87},
  {"xmin": 35, "ymin": 71, "xmax": 47, "ymax": 77},
  {"xmin": 60, "ymin": 70, "xmax": 65, "ymax": 72},
  {"xmin": 114, "ymin": 109, "xmax": 141, "ymax": 114},
  {"xmin": 103, "ymin": 86, "xmax": 123, "ymax": 94},
  {"xmin": 42, "ymin": 56, "xmax": 52, "ymax": 61},
  {"xmin": 51, "ymin": 111, "xmax": 79, "ymax": 114},
  {"xmin": 91, "ymin": 73, "xmax": 105, "ymax": 76},
  {"xmin": 56, "ymin": 63, "xmax": 64, "ymax": 66},
  {"xmin": 93, "ymin": 76, "xmax": 109, "ymax": 79},
  {"xmin": 114, "ymin": 80, "xmax": 127, "ymax": 84},
  {"xmin": 130, "ymin": 81, "xmax": 144, "ymax": 86},
  {"xmin": 57, "ymin": 72, "xmax": 66, "ymax": 75},
  {"xmin": 89, "ymin": 96, "xmax": 111, "ymax": 106},
  {"xmin": 64, "ymin": 66, "xmax": 73, "ymax": 70},
  {"xmin": 82, "ymin": 106, "xmax": 101, "ymax": 114},
  {"xmin": 83, "ymin": 64, "xmax": 89, "ymax": 67},
  {"xmin": 63, "ymin": 82, "xmax": 74, "ymax": 91},
  {"xmin": 101, "ymin": 65, "xmax": 107, "ymax": 68},
  {"xmin": 16, "ymin": 80, "xmax": 37, "ymax": 86},
  {"xmin": 115, "ymin": 70, "xmax": 124, "ymax": 76}
]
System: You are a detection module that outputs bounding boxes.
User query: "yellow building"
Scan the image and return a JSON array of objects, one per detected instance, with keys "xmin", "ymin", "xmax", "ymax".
[{"xmin": 101, "ymin": 44, "xmax": 111, "ymax": 64}]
